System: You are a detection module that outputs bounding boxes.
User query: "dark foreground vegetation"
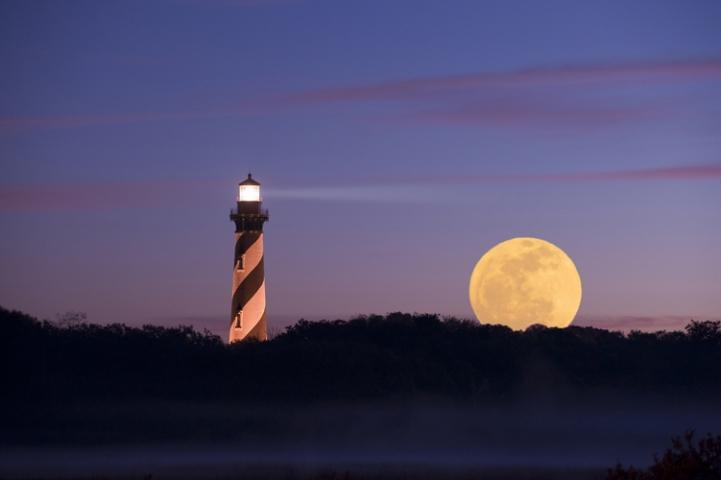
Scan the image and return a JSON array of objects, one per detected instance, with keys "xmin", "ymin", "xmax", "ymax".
[
  {"xmin": 3, "ymin": 306, "xmax": 721, "ymax": 407},
  {"xmin": 608, "ymin": 431, "xmax": 721, "ymax": 480},
  {"xmin": 3, "ymin": 307, "xmax": 721, "ymax": 478}
]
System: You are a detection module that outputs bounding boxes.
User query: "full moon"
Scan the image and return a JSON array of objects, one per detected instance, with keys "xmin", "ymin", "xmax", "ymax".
[{"xmin": 468, "ymin": 237, "xmax": 582, "ymax": 330}]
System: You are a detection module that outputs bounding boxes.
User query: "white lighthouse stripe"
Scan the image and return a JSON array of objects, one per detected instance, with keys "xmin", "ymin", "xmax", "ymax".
[{"xmin": 228, "ymin": 281, "xmax": 266, "ymax": 342}]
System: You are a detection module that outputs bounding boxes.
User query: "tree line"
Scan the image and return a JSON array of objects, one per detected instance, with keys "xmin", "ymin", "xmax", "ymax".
[{"xmin": 3, "ymin": 306, "xmax": 721, "ymax": 408}]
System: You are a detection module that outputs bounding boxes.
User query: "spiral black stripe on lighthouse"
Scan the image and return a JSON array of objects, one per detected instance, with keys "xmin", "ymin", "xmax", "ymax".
[
  {"xmin": 231, "ymin": 253, "xmax": 264, "ymax": 322},
  {"xmin": 229, "ymin": 231, "xmax": 267, "ymax": 342}
]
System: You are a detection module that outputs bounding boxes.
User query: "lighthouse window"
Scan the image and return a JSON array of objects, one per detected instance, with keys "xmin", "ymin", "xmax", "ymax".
[
  {"xmin": 234, "ymin": 311, "xmax": 243, "ymax": 329},
  {"xmin": 236, "ymin": 255, "xmax": 245, "ymax": 271}
]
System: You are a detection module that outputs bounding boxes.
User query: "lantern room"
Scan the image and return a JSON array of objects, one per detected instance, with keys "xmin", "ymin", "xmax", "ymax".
[{"xmin": 238, "ymin": 173, "xmax": 261, "ymax": 202}]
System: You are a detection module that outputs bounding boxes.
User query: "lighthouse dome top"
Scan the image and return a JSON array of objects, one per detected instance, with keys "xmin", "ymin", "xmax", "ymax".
[{"xmin": 239, "ymin": 173, "xmax": 260, "ymax": 186}]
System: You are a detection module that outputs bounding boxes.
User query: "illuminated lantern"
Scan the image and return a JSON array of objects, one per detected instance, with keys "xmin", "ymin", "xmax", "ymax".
[{"xmin": 238, "ymin": 176, "xmax": 260, "ymax": 202}]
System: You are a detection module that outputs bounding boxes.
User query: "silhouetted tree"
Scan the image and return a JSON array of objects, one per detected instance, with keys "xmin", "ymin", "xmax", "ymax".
[
  {"xmin": 686, "ymin": 320, "xmax": 721, "ymax": 344},
  {"xmin": 54, "ymin": 311, "xmax": 88, "ymax": 328},
  {"xmin": 607, "ymin": 431, "xmax": 721, "ymax": 480}
]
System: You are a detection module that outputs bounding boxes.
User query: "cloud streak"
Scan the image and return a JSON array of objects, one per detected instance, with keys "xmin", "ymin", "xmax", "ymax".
[
  {"xmin": 3, "ymin": 57, "xmax": 719, "ymax": 134},
  {"xmin": 542, "ymin": 163, "xmax": 721, "ymax": 182},
  {"xmin": 272, "ymin": 57, "xmax": 721, "ymax": 129},
  {"xmin": 2, "ymin": 163, "xmax": 719, "ymax": 211},
  {"xmin": 0, "ymin": 179, "xmax": 225, "ymax": 211},
  {"xmin": 411, "ymin": 100, "xmax": 660, "ymax": 128},
  {"xmin": 394, "ymin": 163, "xmax": 721, "ymax": 186},
  {"xmin": 283, "ymin": 163, "xmax": 721, "ymax": 190},
  {"xmin": 0, "ymin": 110, "xmax": 246, "ymax": 133},
  {"xmin": 282, "ymin": 57, "xmax": 721, "ymax": 105}
]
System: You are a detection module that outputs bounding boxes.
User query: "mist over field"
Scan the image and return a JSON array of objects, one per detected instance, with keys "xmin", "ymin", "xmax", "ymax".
[{"xmin": 3, "ymin": 400, "xmax": 721, "ymax": 479}]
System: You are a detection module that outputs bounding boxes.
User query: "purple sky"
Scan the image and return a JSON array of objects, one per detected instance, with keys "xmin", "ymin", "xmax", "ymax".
[{"xmin": 1, "ymin": 0, "xmax": 720, "ymax": 336}]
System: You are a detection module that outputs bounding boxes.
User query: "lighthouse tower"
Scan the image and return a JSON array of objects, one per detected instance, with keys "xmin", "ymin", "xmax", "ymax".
[{"xmin": 229, "ymin": 174, "xmax": 269, "ymax": 342}]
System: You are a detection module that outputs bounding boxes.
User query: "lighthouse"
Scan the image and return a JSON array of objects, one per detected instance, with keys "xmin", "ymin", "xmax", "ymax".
[{"xmin": 229, "ymin": 173, "xmax": 269, "ymax": 342}]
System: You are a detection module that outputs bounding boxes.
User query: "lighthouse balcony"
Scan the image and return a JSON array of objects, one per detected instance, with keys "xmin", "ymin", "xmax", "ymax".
[
  {"xmin": 229, "ymin": 207, "xmax": 269, "ymax": 220},
  {"xmin": 230, "ymin": 207, "xmax": 269, "ymax": 232}
]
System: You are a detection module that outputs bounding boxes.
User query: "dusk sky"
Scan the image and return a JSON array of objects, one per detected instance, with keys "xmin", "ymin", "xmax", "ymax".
[{"xmin": 1, "ymin": 0, "xmax": 720, "ymax": 337}]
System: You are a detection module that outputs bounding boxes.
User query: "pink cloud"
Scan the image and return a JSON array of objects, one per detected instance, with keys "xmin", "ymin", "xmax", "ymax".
[
  {"xmin": 4, "ymin": 57, "xmax": 717, "ymax": 134},
  {"xmin": 543, "ymin": 163, "xmax": 721, "ymax": 182},
  {"xmin": 0, "ymin": 180, "xmax": 225, "ymax": 212},
  {"xmin": 2, "ymin": 163, "xmax": 719, "ymax": 212},
  {"xmin": 283, "ymin": 57, "xmax": 721, "ymax": 105},
  {"xmin": 412, "ymin": 100, "xmax": 659, "ymax": 128},
  {"xmin": 0, "ymin": 110, "xmax": 244, "ymax": 133},
  {"xmin": 334, "ymin": 163, "xmax": 721, "ymax": 187},
  {"xmin": 274, "ymin": 57, "xmax": 720, "ymax": 130}
]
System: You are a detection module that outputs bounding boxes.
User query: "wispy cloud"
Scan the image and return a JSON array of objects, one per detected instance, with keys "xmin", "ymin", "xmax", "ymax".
[
  {"xmin": 282, "ymin": 163, "xmax": 721, "ymax": 190},
  {"xmin": 273, "ymin": 57, "xmax": 721, "ymax": 129},
  {"xmin": 541, "ymin": 163, "xmax": 721, "ymax": 182},
  {"xmin": 3, "ymin": 57, "xmax": 719, "ymax": 133},
  {"xmin": 0, "ymin": 110, "xmax": 245, "ymax": 133},
  {"xmin": 0, "ymin": 179, "xmax": 224, "ymax": 211},
  {"xmin": 3, "ymin": 163, "xmax": 718, "ymax": 211},
  {"xmin": 411, "ymin": 100, "xmax": 660, "ymax": 128},
  {"xmin": 388, "ymin": 163, "xmax": 721, "ymax": 186},
  {"xmin": 282, "ymin": 57, "xmax": 721, "ymax": 105}
]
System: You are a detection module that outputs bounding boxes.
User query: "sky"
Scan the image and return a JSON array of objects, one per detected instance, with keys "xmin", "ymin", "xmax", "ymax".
[{"xmin": 1, "ymin": 0, "xmax": 720, "ymax": 336}]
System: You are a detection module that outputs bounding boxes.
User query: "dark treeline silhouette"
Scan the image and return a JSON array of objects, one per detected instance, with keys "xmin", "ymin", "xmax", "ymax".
[
  {"xmin": 607, "ymin": 431, "xmax": 721, "ymax": 480},
  {"xmin": 3, "ymin": 306, "xmax": 721, "ymax": 408}
]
